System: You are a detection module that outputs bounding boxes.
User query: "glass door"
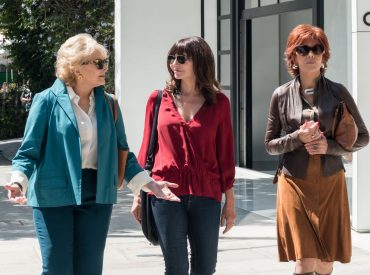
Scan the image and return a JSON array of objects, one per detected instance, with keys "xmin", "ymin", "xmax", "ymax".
[{"xmin": 239, "ymin": 1, "xmax": 322, "ymax": 170}]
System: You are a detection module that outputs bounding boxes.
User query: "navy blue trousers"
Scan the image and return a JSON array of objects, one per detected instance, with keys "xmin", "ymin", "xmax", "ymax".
[
  {"xmin": 152, "ymin": 195, "xmax": 221, "ymax": 275},
  {"xmin": 33, "ymin": 169, "xmax": 113, "ymax": 275}
]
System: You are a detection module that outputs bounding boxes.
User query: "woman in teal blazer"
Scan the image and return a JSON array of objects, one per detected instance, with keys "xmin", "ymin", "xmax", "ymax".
[{"xmin": 4, "ymin": 34, "xmax": 179, "ymax": 275}]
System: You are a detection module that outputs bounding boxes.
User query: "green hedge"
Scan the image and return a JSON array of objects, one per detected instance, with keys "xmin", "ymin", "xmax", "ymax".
[{"xmin": 0, "ymin": 83, "xmax": 28, "ymax": 139}]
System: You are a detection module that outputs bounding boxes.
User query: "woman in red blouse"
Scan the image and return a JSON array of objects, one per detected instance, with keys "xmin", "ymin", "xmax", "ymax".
[{"xmin": 131, "ymin": 36, "xmax": 236, "ymax": 275}]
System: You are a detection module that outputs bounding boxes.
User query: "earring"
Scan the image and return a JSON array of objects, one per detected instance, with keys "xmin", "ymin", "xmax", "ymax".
[
  {"xmin": 78, "ymin": 74, "xmax": 83, "ymax": 80},
  {"xmin": 292, "ymin": 64, "xmax": 298, "ymax": 70},
  {"xmin": 320, "ymin": 64, "xmax": 325, "ymax": 69}
]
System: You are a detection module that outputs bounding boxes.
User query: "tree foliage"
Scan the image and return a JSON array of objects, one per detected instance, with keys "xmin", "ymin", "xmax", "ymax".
[
  {"xmin": 0, "ymin": 0, "xmax": 114, "ymax": 93},
  {"xmin": 0, "ymin": 84, "xmax": 28, "ymax": 139}
]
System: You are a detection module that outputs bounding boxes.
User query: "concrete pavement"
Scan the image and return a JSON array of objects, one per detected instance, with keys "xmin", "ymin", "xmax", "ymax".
[{"xmin": 1, "ymin": 139, "xmax": 370, "ymax": 274}]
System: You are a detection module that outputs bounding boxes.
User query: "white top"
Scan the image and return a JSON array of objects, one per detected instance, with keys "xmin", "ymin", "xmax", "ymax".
[
  {"xmin": 11, "ymin": 86, "xmax": 152, "ymax": 196},
  {"xmin": 67, "ymin": 86, "xmax": 98, "ymax": 169}
]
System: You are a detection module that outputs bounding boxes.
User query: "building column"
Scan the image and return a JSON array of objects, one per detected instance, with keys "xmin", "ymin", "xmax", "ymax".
[
  {"xmin": 351, "ymin": 0, "xmax": 370, "ymax": 232},
  {"xmin": 114, "ymin": 0, "xmax": 122, "ymax": 102}
]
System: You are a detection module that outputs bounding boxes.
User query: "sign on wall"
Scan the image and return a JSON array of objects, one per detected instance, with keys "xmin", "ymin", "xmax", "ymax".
[{"xmin": 354, "ymin": 0, "xmax": 370, "ymax": 31}]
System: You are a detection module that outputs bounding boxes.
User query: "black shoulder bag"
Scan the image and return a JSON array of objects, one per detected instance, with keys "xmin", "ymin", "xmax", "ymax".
[{"xmin": 140, "ymin": 90, "xmax": 162, "ymax": 245}]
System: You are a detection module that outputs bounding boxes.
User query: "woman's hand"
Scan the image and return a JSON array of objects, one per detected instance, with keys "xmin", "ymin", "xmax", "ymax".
[
  {"xmin": 305, "ymin": 135, "xmax": 328, "ymax": 155},
  {"xmin": 298, "ymin": 120, "xmax": 322, "ymax": 143},
  {"xmin": 4, "ymin": 183, "xmax": 27, "ymax": 204},
  {"xmin": 220, "ymin": 188, "xmax": 236, "ymax": 234},
  {"xmin": 130, "ymin": 194, "xmax": 142, "ymax": 224},
  {"xmin": 143, "ymin": 181, "xmax": 180, "ymax": 202},
  {"xmin": 131, "ymin": 181, "xmax": 180, "ymax": 223}
]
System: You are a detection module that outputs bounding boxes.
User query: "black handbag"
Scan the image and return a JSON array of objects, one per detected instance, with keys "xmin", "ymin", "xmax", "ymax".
[{"xmin": 140, "ymin": 90, "xmax": 162, "ymax": 245}]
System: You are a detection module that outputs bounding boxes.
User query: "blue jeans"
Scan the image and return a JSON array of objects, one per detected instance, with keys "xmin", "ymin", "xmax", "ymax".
[
  {"xmin": 33, "ymin": 169, "xmax": 113, "ymax": 275},
  {"xmin": 152, "ymin": 195, "xmax": 221, "ymax": 275}
]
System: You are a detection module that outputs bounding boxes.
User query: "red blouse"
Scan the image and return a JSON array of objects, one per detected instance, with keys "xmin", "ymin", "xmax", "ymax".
[{"xmin": 138, "ymin": 90, "xmax": 235, "ymax": 202}]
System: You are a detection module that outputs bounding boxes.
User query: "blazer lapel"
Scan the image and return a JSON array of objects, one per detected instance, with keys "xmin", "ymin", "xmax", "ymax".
[
  {"xmin": 52, "ymin": 79, "xmax": 78, "ymax": 132},
  {"xmin": 57, "ymin": 94, "xmax": 79, "ymax": 131}
]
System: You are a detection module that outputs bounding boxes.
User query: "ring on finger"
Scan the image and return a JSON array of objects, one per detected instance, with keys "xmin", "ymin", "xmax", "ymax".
[{"xmin": 312, "ymin": 144, "xmax": 318, "ymax": 150}]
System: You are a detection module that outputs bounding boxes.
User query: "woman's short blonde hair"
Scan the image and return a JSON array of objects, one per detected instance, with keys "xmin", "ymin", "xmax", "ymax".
[{"xmin": 55, "ymin": 33, "xmax": 108, "ymax": 86}]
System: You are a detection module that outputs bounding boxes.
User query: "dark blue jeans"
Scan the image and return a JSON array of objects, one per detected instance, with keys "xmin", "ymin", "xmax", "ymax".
[
  {"xmin": 152, "ymin": 195, "xmax": 221, "ymax": 275},
  {"xmin": 33, "ymin": 169, "xmax": 113, "ymax": 275}
]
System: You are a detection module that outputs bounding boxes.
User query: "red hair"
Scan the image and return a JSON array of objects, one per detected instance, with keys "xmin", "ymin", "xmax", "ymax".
[{"xmin": 285, "ymin": 24, "xmax": 330, "ymax": 77}]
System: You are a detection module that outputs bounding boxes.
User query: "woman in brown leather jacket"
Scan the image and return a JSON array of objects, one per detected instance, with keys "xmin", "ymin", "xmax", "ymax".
[{"xmin": 265, "ymin": 24, "xmax": 369, "ymax": 275}]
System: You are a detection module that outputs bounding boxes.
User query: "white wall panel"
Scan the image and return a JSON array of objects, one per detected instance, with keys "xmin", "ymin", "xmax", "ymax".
[
  {"xmin": 350, "ymin": 0, "xmax": 370, "ymax": 231},
  {"xmin": 118, "ymin": 0, "xmax": 201, "ymax": 153}
]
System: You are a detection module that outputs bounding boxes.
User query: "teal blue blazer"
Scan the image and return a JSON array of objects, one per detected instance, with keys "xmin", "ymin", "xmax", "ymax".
[{"xmin": 12, "ymin": 79, "xmax": 144, "ymax": 207}]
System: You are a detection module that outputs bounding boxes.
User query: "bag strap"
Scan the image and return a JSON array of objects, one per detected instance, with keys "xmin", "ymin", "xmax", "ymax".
[
  {"xmin": 104, "ymin": 92, "xmax": 118, "ymax": 124},
  {"xmin": 331, "ymin": 102, "xmax": 344, "ymax": 137},
  {"xmin": 144, "ymin": 90, "xmax": 163, "ymax": 172}
]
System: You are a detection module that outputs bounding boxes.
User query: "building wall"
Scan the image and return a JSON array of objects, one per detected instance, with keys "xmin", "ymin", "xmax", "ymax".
[
  {"xmin": 324, "ymin": 0, "xmax": 370, "ymax": 231},
  {"xmin": 324, "ymin": 0, "xmax": 351, "ymax": 89},
  {"xmin": 117, "ymin": 0, "xmax": 201, "ymax": 154},
  {"xmin": 351, "ymin": 0, "xmax": 370, "ymax": 231}
]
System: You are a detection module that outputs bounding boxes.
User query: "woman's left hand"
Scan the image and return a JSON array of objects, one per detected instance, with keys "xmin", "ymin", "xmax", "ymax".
[
  {"xmin": 220, "ymin": 188, "xmax": 236, "ymax": 234},
  {"xmin": 305, "ymin": 135, "xmax": 328, "ymax": 155},
  {"xmin": 143, "ymin": 181, "xmax": 181, "ymax": 202}
]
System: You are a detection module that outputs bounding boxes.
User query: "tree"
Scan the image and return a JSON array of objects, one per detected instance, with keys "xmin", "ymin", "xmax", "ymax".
[{"xmin": 0, "ymin": 0, "xmax": 114, "ymax": 93}]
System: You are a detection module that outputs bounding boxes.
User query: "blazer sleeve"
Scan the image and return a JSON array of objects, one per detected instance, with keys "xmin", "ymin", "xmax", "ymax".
[
  {"xmin": 327, "ymin": 85, "xmax": 369, "ymax": 155},
  {"xmin": 115, "ymin": 102, "xmax": 145, "ymax": 182},
  {"xmin": 265, "ymin": 90, "xmax": 303, "ymax": 155},
  {"xmin": 216, "ymin": 95, "xmax": 235, "ymax": 192},
  {"xmin": 12, "ymin": 92, "xmax": 49, "ymax": 179},
  {"xmin": 137, "ymin": 90, "xmax": 158, "ymax": 167}
]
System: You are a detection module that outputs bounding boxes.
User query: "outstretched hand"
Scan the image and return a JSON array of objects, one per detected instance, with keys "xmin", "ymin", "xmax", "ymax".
[
  {"xmin": 4, "ymin": 184, "xmax": 27, "ymax": 204},
  {"xmin": 144, "ymin": 181, "xmax": 181, "ymax": 202},
  {"xmin": 130, "ymin": 181, "xmax": 180, "ymax": 224}
]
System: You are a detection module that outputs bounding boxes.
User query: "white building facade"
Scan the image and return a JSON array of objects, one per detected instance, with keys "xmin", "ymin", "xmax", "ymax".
[{"xmin": 116, "ymin": 0, "xmax": 370, "ymax": 231}]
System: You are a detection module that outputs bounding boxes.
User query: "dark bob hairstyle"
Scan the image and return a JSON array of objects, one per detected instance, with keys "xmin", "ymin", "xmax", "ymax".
[{"xmin": 166, "ymin": 36, "xmax": 221, "ymax": 105}]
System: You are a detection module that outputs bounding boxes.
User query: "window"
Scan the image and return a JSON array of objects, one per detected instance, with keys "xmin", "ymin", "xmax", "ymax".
[
  {"xmin": 0, "ymin": 64, "xmax": 6, "ymax": 73},
  {"xmin": 217, "ymin": 0, "xmax": 231, "ymax": 90}
]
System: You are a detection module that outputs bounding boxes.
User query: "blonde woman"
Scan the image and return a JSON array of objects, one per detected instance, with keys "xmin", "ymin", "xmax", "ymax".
[{"xmin": 4, "ymin": 33, "xmax": 178, "ymax": 275}]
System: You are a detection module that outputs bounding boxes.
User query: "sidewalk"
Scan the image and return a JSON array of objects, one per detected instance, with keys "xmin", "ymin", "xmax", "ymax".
[{"xmin": 1, "ymin": 139, "xmax": 370, "ymax": 274}]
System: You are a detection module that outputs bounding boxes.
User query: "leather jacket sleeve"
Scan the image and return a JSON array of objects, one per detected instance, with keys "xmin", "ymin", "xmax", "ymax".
[{"xmin": 265, "ymin": 90, "xmax": 304, "ymax": 155}]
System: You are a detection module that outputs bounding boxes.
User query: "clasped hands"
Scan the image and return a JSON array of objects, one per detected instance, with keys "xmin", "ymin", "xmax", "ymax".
[{"xmin": 298, "ymin": 120, "xmax": 328, "ymax": 155}]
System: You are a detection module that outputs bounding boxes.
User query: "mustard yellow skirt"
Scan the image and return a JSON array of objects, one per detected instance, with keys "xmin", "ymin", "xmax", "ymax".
[{"xmin": 276, "ymin": 155, "xmax": 351, "ymax": 263}]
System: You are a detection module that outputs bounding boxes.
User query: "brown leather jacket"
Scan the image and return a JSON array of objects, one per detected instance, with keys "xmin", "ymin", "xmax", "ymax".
[{"xmin": 265, "ymin": 75, "xmax": 369, "ymax": 181}]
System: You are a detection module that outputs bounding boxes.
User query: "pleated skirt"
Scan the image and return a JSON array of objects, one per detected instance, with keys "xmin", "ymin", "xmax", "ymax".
[{"xmin": 276, "ymin": 155, "xmax": 351, "ymax": 263}]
